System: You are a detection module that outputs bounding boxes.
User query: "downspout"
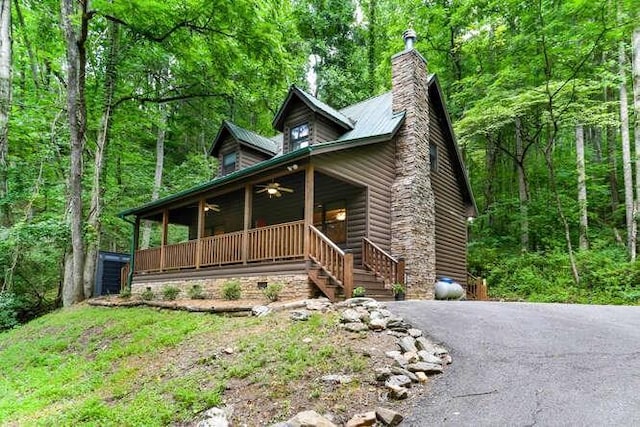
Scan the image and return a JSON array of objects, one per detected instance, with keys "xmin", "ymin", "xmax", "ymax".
[{"xmin": 119, "ymin": 214, "xmax": 136, "ymax": 290}]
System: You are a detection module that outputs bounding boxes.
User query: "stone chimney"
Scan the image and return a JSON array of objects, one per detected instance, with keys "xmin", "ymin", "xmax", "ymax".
[{"xmin": 390, "ymin": 29, "xmax": 436, "ymax": 298}]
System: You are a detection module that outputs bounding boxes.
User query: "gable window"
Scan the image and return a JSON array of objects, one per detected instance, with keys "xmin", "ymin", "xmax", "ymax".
[
  {"xmin": 290, "ymin": 123, "xmax": 310, "ymax": 151},
  {"xmin": 221, "ymin": 151, "xmax": 237, "ymax": 175},
  {"xmin": 429, "ymin": 143, "xmax": 438, "ymax": 172}
]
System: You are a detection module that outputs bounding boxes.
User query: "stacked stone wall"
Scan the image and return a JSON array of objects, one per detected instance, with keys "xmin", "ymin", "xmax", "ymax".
[{"xmin": 131, "ymin": 274, "xmax": 312, "ymax": 302}]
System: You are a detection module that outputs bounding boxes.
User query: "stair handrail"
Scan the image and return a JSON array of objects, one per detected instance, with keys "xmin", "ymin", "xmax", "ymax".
[
  {"xmin": 308, "ymin": 225, "xmax": 353, "ymax": 298},
  {"xmin": 362, "ymin": 237, "xmax": 405, "ymax": 285}
]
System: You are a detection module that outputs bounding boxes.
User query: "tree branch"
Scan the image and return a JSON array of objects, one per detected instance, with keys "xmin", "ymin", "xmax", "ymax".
[{"xmin": 99, "ymin": 12, "xmax": 233, "ymax": 42}]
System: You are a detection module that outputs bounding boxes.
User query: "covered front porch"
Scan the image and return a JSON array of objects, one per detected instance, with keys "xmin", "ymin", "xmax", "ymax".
[{"xmin": 127, "ymin": 165, "xmax": 404, "ymax": 301}]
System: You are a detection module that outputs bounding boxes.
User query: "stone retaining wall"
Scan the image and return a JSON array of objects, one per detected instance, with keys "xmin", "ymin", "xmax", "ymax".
[{"xmin": 131, "ymin": 274, "xmax": 312, "ymax": 302}]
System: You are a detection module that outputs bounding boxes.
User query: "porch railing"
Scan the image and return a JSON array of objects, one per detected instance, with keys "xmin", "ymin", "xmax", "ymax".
[
  {"xmin": 133, "ymin": 220, "xmax": 305, "ymax": 273},
  {"xmin": 362, "ymin": 237, "xmax": 405, "ymax": 285},
  {"xmin": 248, "ymin": 220, "xmax": 305, "ymax": 261},
  {"xmin": 308, "ymin": 225, "xmax": 354, "ymax": 298}
]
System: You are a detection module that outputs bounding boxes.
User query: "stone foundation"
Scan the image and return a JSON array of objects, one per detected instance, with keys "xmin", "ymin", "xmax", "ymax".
[{"xmin": 131, "ymin": 274, "xmax": 312, "ymax": 302}]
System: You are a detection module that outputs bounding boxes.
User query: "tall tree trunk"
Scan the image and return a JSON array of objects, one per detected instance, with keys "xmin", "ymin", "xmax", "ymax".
[
  {"xmin": 13, "ymin": 0, "xmax": 39, "ymax": 88},
  {"xmin": 483, "ymin": 135, "xmax": 498, "ymax": 228},
  {"xmin": 83, "ymin": 20, "xmax": 119, "ymax": 298},
  {"xmin": 0, "ymin": 0, "xmax": 11, "ymax": 227},
  {"xmin": 632, "ymin": 28, "xmax": 640, "ymax": 250},
  {"xmin": 515, "ymin": 118, "xmax": 530, "ymax": 252},
  {"xmin": 367, "ymin": 0, "xmax": 376, "ymax": 96},
  {"xmin": 576, "ymin": 123, "xmax": 589, "ymax": 250},
  {"xmin": 619, "ymin": 37, "xmax": 635, "ymax": 260},
  {"xmin": 605, "ymin": 87, "xmax": 619, "ymax": 215},
  {"xmin": 60, "ymin": 0, "xmax": 89, "ymax": 306},
  {"xmin": 140, "ymin": 105, "xmax": 167, "ymax": 249}
]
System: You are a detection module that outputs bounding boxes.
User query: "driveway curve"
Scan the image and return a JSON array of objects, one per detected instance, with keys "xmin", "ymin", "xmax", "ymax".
[{"xmin": 389, "ymin": 301, "xmax": 640, "ymax": 426}]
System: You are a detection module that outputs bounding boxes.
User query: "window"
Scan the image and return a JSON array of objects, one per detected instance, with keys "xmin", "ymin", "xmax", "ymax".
[
  {"xmin": 314, "ymin": 201, "xmax": 346, "ymax": 244},
  {"xmin": 221, "ymin": 151, "xmax": 237, "ymax": 175},
  {"xmin": 429, "ymin": 143, "xmax": 438, "ymax": 172},
  {"xmin": 290, "ymin": 123, "xmax": 310, "ymax": 151}
]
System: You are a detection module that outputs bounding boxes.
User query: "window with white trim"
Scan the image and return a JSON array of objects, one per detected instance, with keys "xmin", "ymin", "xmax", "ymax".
[{"xmin": 290, "ymin": 123, "xmax": 310, "ymax": 151}]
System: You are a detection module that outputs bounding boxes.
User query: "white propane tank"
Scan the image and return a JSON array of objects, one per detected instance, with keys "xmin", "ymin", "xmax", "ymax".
[{"xmin": 435, "ymin": 277, "xmax": 464, "ymax": 300}]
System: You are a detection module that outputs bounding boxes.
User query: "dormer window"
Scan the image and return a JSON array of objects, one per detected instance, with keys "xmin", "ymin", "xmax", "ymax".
[
  {"xmin": 290, "ymin": 123, "xmax": 310, "ymax": 151},
  {"xmin": 222, "ymin": 151, "xmax": 237, "ymax": 175}
]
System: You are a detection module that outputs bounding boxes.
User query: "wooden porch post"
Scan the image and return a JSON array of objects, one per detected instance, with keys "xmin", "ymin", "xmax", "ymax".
[
  {"xmin": 160, "ymin": 208, "xmax": 168, "ymax": 271},
  {"xmin": 196, "ymin": 198, "xmax": 205, "ymax": 269},
  {"xmin": 343, "ymin": 249, "xmax": 354, "ymax": 299},
  {"xmin": 304, "ymin": 165, "xmax": 315, "ymax": 259},
  {"xmin": 242, "ymin": 183, "xmax": 252, "ymax": 264},
  {"xmin": 133, "ymin": 216, "xmax": 140, "ymax": 251},
  {"xmin": 396, "ymin": 257, "xmax": 406, "ymax": 284}
]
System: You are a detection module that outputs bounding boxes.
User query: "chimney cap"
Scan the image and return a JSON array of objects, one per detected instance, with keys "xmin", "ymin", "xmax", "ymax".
[{"xmin": 403, "ymin": 29, "xmax": 417, "ymax": 50}]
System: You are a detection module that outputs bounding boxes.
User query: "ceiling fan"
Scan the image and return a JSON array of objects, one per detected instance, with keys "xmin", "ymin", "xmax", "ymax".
[
  {"xmin": 256, "ymin": 182, "xmax": 294, "ymax": 198},
  {"xmin": 203, "ymin": 203, "xmax": 220, "ymax": 212}
]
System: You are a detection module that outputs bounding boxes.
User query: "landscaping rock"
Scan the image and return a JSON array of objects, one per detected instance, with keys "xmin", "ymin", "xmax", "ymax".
[
  {"xmin": 368, "ymin": 318, "xmax": 388, "ymax": 330},
  {"xmin": 306, "ymin": 298, "xmax": 332, "ymax": 311},
  {"xmin": 302, "ymin": 337, "xmax": 313, "ymax": 344},
  {"xmin": 397, "ymin": 336, "xmax": 418, "ymax": 353},
  {"xmin": 341, "ymin": 308, "xmax": 362, "ymax": 323},
  {"xmin": 441, "ymin": 353, "xmax": 453, "ymax": 364},
  {"xmin": 346, "ymin": 411, "xmax": 377, "ymax": 427},
  {"xmin": 290, "ymin": 310, "xmax": 310, "ymax": 321},
  {"xmin": 415, "ymin": 371, "xmax": 429, "ymax": 383},
  {"xmin": 286, "ymin": 410, "xmax": 337, "ymax": 427},
  {"xmin": 408, "ymin": 328, "xmax": 422, "ymax": 338},
  {"xmin": 340, "ymin": 297, "xmax": 376, "ymax": 307},
  {"xmin": 385, "ymin": 374, "xmax": 412, "ymax": 388},
  {"xmin": 375, "ymin": 367, "xmax": 393, "ymax": 381},
  {"xmin": 390, "ymin": 366, "xmax": 419, "ymax": 383},
  {"xmin": 252, "ymin": 305, "xmax": 271, "ymax": 317},
  {"xmin": 433, "ymin": 344, "xmax": 449, "ymax": 356},
  {"xmin": 406, "ymin": 362, "xmax": 444, "ymax": 375},
  {"xmin": 197, "ymin": 406, "xmax": 233, "ymax": 427},
  {"xmin": 375, "ymin": 407, "xmax": 404, "ymax": 426},
  {"xmin": 414, "ymin": 336, "xmax": 436, "ymax": 353},
  {"xmin": 386, "ymin": 382, "xmax": 408, "ymax": 400},
  {"xmin": 418, "ymin": 350, "xmax": 443, "ymax": 364},
  {"xmin": 341, "ymin": 322, "xmax": 369, "ymax": 333},
  {"xmin": 321, "ymin": 374, "xmax": 353, "ymax": 384},
  {"xmin": 403, "ymin": 350, "xmax": 419, "ymax": 363}
]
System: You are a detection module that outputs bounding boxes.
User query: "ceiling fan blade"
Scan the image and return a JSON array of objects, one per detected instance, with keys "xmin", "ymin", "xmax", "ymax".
[
  {"xmin": 256, "ymin": 188, "xmax": 268, "ymax": 193},
  {"xmin": 279, "ymin": 187, "xmax": 294, "ymax": 193},
  {"xmin": 275, "ymin": 191, "xmax": 282, "ymax": 198}
]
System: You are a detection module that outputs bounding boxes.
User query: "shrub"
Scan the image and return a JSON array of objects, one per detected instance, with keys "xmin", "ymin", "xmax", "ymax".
[
  {"xmin": 0, "ymin": 292, "xmax": 20, "ymax": 331},
  {"xmin": 119, "ymin": 288, "xmax": 131, "ymax": 299},
  {"xmin": 188, "ymin": 284, "xmax": 206, "ymax": 300},
  {"xmin": 263, "ymin": 283, "xmax": 283, "ymax": 302},
  {"xmin": 352, "ymin": 286, "xmax": 366, "ymax": 297},
  {"xmin": 222, "ymin": 280, "xmax": 241, "ymax": 300},
  {"xmin": 141, "ymin": 288, "xmax": 155, "ymax": 301},
  {"xmin": 162, "ymin": 286, "xmax": 180, "ymax": 301}
]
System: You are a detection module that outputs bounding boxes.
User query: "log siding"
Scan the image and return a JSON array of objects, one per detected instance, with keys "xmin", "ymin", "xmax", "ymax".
[{"xmin": 429, "ymin": 99, "xmax": 468, "ymax": 286}]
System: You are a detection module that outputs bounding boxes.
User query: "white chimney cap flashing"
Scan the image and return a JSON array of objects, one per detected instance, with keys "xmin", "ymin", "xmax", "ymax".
[{"xmin": 403, "ymin": 29, "xmax": 417, "ymax": 50}]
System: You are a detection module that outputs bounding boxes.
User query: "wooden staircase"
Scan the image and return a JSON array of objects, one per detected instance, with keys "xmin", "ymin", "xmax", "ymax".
[{"xmin": 308, "ymin": 264, "xmax": 394, "ymax": 302}]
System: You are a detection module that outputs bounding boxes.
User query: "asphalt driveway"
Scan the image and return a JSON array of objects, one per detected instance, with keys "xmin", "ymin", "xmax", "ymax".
[{"xmin": 389, "ymin": 301, "xmax": 640, "ymax": 426}]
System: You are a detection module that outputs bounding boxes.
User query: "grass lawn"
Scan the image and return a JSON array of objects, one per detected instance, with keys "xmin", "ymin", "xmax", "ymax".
[{"xmin": 0, "ymin": 304, "xmax": 387, "ymax": 425}]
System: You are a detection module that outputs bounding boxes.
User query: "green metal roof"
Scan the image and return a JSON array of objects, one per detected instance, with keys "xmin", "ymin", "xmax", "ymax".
[
  {"xmin": 210, "ymin": 120, "xmax": 279, "ymax": 156},
  {"xmin": 273, "ymin": 86, "xmax": 354, "ymax": 131},
  {"xmin": 119, "ymin": 90, "xmax": 406, "ymax": 218}
]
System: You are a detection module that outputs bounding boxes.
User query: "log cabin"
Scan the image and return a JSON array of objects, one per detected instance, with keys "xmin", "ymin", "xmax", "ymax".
[{"xmin": 118, "ymin": 30, "xmax": 476, "ymax": 302}]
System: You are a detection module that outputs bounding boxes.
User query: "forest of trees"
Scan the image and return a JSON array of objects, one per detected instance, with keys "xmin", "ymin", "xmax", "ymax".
[{"xmin": 0, "ymin": 0, "xmax": 638, "ymax": 327}]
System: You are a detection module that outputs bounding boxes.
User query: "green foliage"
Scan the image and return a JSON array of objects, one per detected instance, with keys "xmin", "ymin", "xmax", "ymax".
[
  {"xmin": 140, "ymin": 288, "xmax": 155, "ymax": 301},
  {"xmin": 0, "ymin": 292, "xmax": 21, "ymax": 331},
  {"xmin": 162, "ymin": 286, "xmax": 180, "ymax": 301},
  {"xmin": 391, "ymin": 283, "xmax": 405, "ymax": 295},
  {"xmin": 221, "ymin": 280, "xmax": 242, "ymax": 300},
  {"xmin": 263, "ymin": 283, "xmax": 283, "ymax": 302},
  {"xmin": 119, "ymin": 288, "xmax": 131, "ymax": 299},
  {"xmin": 352, "ymin": 286, "xmax": 366, "ymax": 297},
  {"xmin": 187, "ymin": 284, "xmax": 206, "ymax": 300}
]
